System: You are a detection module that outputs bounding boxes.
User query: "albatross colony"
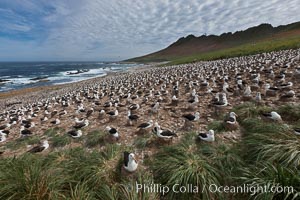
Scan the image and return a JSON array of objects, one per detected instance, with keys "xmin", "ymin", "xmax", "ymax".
[{"xmin": 0, "ymin": 49, "xmax": 299, "ymax": 158}]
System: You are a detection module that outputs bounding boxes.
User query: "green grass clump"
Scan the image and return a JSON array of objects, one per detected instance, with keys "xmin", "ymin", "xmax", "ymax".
[
  {"xmin": 45, "ymin": 127, "xmax": 62, "ymax": 137},
  {"xmin": 62, "ymin": 145, "xmax": 121, "ymax": 188},
  {"xmin": 95, "ymin": 184, "xmax": 119, "ymax": 200},
  {"xmin": 5, "ymin": 136, "xmax": 41, "ymax": 150},
  {"xmin": 233, "ymin": 102, "xmax": 271, "ymax": 119},
  {"xmin": 69, "ymin": 181, "xmax": 95, "ymax": 200},
  {"xmin": 151, "ymin": 135, "xmax": 222, "ymax": 199},
  {"xmin": 237, "ymin": 162, "xmax": 300, "ymax": 200},
  {"xmin": 118, "ymin": 171, "xmax": 160, "ymax": 200},
  {"xmin": 133, "ymin": 134, "xmax": 156, "ymax": 149},
  {"xmin": 243, "ymin": 131, "xmax": 300, "ymax": 167},
  {"xmin": 277, "ymin": 104, "xmax": 300, "ymax": 122},
  {"xmin": 84, "ymin": 130, "xmax": 106, "ymax": 147},
  {"xmin": 0, "ymin": 154, "xmax": 66, "ymax": 200},
  {"xmin": 207, "ymin": 120, "xmax": 226, "ymax": 132},
  {"xmin": 50, "ymin": 134, "xmax": 71, "ymax": 148},
  {"xmin": 241, "ymin": 118, "xmax": 289, "ymax": 135},
  {"xmin": 94, "ymin": 171, "xmax": 159, "ymax": 200}
]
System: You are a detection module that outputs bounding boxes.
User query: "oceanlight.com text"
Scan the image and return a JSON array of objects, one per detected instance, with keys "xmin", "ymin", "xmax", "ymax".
[{"xmin": 207, "ymin": 183, "xmax": 294, "ymax": 196}]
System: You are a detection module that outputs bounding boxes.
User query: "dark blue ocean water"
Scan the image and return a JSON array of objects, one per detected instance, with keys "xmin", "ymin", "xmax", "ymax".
[{"xmin": 0, "ymin": 62, "xmax": 139, "ymax": 92}]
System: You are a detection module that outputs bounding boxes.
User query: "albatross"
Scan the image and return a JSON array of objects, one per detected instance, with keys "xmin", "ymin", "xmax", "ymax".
[
  {"xmin": 226, "ymin": 112, "xmax": 238, "ymax": 124},
  {"xmin": 123, "ymin": 151, "xmax": 138, "ymax": 172},
  {"xmin": 262, "ymin": 111, "xmax": 282, "ymax": 121},
  {"xmin": 224, "ymin": 112, "xmax": 239, "ymax": 130},
  {"xmin": 67, "ymin": 129, "xmax": 83, "ymax": 138},
  {"xmin": 294, "ymin": 128, "xmax": 300, "ymax": 136},
  {"xmin": 50, "ymin": 118, "xmax": 60, "ymax": 125},
  {"xmin": 28, "ymin": 140, "xmax": 49, "ymax": 153},
  {"xmin": 182, "ymin": 112, "xmax": 200, "ymax": 121},
  {"xmin": 20, "ymin": 126, "xmax": 32, "ymax": 136},
  {"xmin": 138, "ymin": 120, "xmax": 153, "ymax": 130},
  {"xmin": 198, "ymin": 130, "xmax": 215, "ymax": 142},
  {"xmin": 74, "ymin": 119, "xmax": 89, "ymax": 129},
  {"xmin": 127, "ymin": 110, "xmax": 139, "ymax": 125},
  {"xmin": 153, "ymin": 124, "xmax": 178, "ymax": 139},
  {"xmin": 0, "ymin": 132, "xmax": 7, "ymax": 143},
  {"xmin": 105, "ymin": 126, "xmax": 119, "ymax": 140}
]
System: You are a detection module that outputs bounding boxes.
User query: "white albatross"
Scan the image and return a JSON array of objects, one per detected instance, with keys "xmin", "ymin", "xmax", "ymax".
[
  {"xmin": 198, "ymin": 130, "xmax": 215, "ymax": 142},
  {"xmin": 123, "ymin": 151, "xmax": 138, "ymax": 172}
]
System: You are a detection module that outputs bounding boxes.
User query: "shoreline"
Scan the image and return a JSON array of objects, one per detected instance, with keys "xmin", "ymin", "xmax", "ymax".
[{"xmin": 0, "ymin": 64, "xmax": 155, "ymax": 110}]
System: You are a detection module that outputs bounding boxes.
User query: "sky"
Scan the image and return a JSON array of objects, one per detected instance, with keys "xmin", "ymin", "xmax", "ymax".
[{"xmin": 0, "ymin": 0, "xmax": 299, "ymax": 61}]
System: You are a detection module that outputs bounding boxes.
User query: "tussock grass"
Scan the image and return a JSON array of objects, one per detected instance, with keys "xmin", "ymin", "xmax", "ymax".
[
  {"xmin": 207, "ymin": 120, "xmax": 226, "ymax": 132},
  {"xmin": 84, "ymin": 130, "xmax": 106, "ymax": 147},
  {"xmin": 212, "ymin": 143, "xmax": 244, "ymax": 178},
  {"xmin": 151, "ymin": 134, "xmax": 222, "ymax": 199},
  {"xmin": 50, "ymin": 134, "xmax": 71, "ymax": 148},
  {"xmin": 61, "ymin": 145, "xmax": 121, "ymax": 188},
  {"xmin": 277, "ymin": 104, "xmax": 300, "ymax": 123},
  {"xmin": 237, "ymin": 162, "xmax": 300, "ymax": 200},
  {"xmin": 243, "ymin": 131, "xmax": 300, "ymax": 167},
  {"xmin": 69, "ymin": 181, "xmax": 95, "ymax": 200},
  {"xmin": 233, "ymin": 102, "xmax": 271, "ymax": 120},
  {"xmin": 95, "ymin": 184, "xmax": 119, "ymax": 200},
  {"xmin": 133, "ymin": 134, "xmax": 156, "ymax": 149},
  {"xmin": 241, "ymin": 118, "xmax": 289, "ymax": 135},
  {"xmin": 45, "ymin": 127, "xmax": 61, "ymax": 137},
  {"xmin": 118, "ymin": 172, "xmax": 160, "ymax": 200},
  {"xmin": 5, "ymin": 136, "xmax": 41, "ymax": 150},
  {"xmin": 0, "ymin": 154, "xmax": 65, "ymax": 200},
  {"xmin": 95, "ymin": 171, "xmax": 159, "ymax": 200}
]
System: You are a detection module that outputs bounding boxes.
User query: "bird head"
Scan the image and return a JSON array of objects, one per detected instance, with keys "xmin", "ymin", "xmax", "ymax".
[
  {"xmin": 287, "ymin": 90, "xmax": 295, "ymax": 96},
  {"xmin": 230, "ymin": 112, "xmax": 238, "ymax": 117},
  {"xmin": 129, "ymin": 153, "xmax": 137, "ymax": 163},
  {"xmin": 0, "ymin": 132, "xmax": 7, "ymax": 136},
  {"xmin": 42, "ymin": 140, "xmax": 49, "ymax": 145},
  {"xmin": 154, "ymin": 122, "xmax": 160, "ymax": 129},
  {"xmin": 271, "ymin": 111, "xmax": 282, "ymax": 121}
]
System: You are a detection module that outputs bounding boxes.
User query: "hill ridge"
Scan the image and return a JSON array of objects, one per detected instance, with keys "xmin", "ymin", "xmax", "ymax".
[{"xmin": 126, "ymin": 21, "xmax": 300, "ymax": 63}]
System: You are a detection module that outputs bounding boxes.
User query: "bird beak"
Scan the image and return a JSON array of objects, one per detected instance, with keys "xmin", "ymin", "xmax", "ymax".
[
  {"xmin": 235, "ymin": 113, "xmax": 238, "ymax": 117},
  {"xmin": 133, "ymin": 156, "xmax": 137, "ymax": 163}
]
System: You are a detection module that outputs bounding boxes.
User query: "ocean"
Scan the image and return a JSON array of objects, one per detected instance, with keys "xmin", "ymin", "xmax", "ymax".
[{"xmin": 0, "ymin": 62, "xmax": 140, "ymax": 92}]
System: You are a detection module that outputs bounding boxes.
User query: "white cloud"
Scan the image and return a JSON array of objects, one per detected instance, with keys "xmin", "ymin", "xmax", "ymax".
[
  {"xmin": 0, "ymin": 8, "xmax": 32, "ymax": 33},
  {"xmin": 1, "ymin": 0, "xmax": 300, "ymax": 61}
]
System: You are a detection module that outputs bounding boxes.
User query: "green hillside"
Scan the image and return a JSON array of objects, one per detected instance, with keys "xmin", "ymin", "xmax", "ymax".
[{"xmin": 127, "ymin": 21, "xmax": 300, "ymax": 64}]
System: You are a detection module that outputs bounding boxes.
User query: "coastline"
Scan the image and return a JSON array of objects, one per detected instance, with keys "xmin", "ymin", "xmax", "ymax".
[{"xmin": 0, "ymin": 64, "xmax": 155, "ymax": 110}]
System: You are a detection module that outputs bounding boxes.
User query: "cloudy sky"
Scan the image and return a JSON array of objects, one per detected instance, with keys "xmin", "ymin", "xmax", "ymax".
[{"xmin": 0, "ymin": 0, "xmax": 299, "ymax": 61}]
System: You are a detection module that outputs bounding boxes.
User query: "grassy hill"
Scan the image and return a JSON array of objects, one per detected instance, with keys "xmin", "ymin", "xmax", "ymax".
[{"xmin": 127, "ymin": 21, "xmax": 300, "ymax": 64}]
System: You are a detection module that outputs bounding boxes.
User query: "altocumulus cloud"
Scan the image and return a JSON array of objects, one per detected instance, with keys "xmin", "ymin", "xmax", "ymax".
[{"xmin": 0, "ymin": 0, "xmax": 299, "ymax": 61}]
